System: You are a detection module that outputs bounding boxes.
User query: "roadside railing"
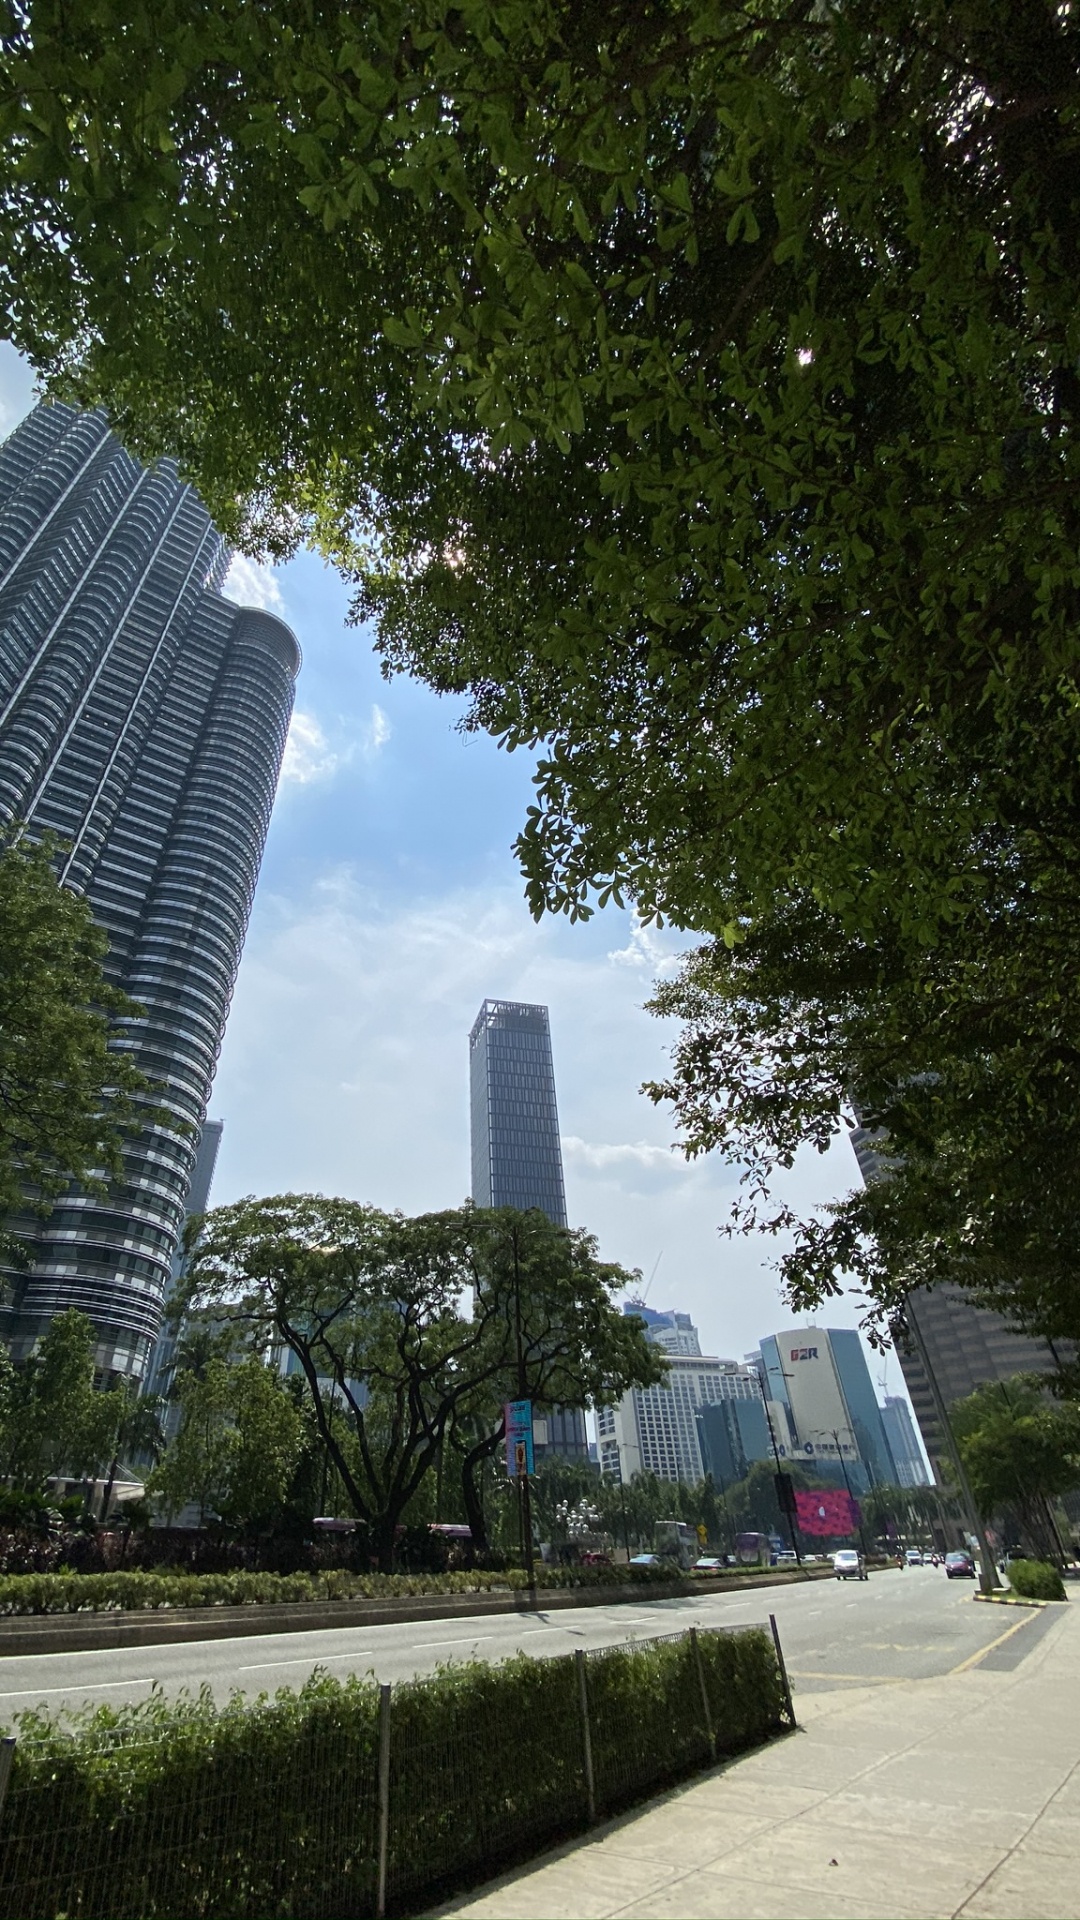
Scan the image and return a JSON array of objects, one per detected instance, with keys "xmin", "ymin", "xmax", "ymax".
[{"xmin": 0, "ymin": 1617, "xmax": 795, "ymax": 1919}]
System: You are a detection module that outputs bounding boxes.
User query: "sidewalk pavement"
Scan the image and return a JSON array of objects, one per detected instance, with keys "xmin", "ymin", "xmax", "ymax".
[{"xmin": 431, "ymin": 1602, "xmax": 1080, "ymax": 1920}]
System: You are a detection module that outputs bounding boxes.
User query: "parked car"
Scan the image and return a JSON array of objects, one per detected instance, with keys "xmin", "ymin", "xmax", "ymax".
[
  {"xmin": 945, "ymin": 1550, "xmax": 976, "ymax": 1579},
  {"xmin": 834, "ymin": 1549, "xmax": 867, "ymax": 1581}
]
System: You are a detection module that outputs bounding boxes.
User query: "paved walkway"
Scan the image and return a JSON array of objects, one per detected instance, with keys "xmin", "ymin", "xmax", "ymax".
[{"xmin": 431, "ymin": 1601, "xmax": 1080, "ymax": 1919}]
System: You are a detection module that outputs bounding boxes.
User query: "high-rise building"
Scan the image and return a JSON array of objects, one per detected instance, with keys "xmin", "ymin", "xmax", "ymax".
[
  {"xmin": 696, "ymin": 1396, "xmax": 774, "ymax": 1487},
  {"xmin": 849, "ymin": 1119, "xmax": 1056, "ymax": 1479},
  {"xmin": 598, "ymin": 1308, "xmax": 761, "ymax": 1484},
  {"xmin": 623, "ymin": 1303, "xmax": 702, "ymax": 1355},
  {"xmin": 758, "ymin": 1326, "xmax": 897, "ymax": 1493},
  {"xmin": 468, "ymin": 997, "xmax": 585, "ymax": 1459},
  {"xmin": 144, "ymin": 1117, "xmax": 224, "ymax": 1409},
  {"xmin": 880, "ymin": 1395, "xmax": 930, "ymax": 1488},
  {"xmin": 470, "ymin": 1000, "xmax": 567, "ymax": 1223},
  {"xmin": 0, "ymin": 402, "xmax": 297, "ymax": 1380}
]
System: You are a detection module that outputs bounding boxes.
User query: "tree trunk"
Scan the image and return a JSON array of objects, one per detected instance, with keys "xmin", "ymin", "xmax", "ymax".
[{"xmin": 100, "ymin": 1453, "xmax": 119, "ymax": 1524}]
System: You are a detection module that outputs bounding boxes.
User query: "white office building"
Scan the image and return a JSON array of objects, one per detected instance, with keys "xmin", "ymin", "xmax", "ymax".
[{"xmin": 598, "ymin": 1308, "xmax": 761, "ymax": 1483}]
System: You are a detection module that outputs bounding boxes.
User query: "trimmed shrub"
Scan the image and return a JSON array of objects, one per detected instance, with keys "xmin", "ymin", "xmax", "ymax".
[
  {"xmin": 0, "ymin": 1625, "xmax": 788, "ymax": 1918},
  {"xmin": 0, "ymin": 1559, "xmax": 697, "ymax": 1615},
  {"xmin": 1006, "ymin": 1558, "xmax": 1067, "ymax": 1601}
]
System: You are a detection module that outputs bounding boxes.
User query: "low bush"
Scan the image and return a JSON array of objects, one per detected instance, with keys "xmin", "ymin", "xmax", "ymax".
[
  {"xmin": 0, "ymin": 1559, "xmax": 694, "ymax": 1615},
  {"xmin": 0, "ymin": 1624, "xmax": 789, "ymax": 1917},
  {"xmin": 1005, "ymin": 1558, "xmax": 1067, "ymax": 1601}
]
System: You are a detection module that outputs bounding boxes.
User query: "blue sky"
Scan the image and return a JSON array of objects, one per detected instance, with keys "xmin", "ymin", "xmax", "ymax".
[{"xmin": 0, "ymin": 341, "xmax": 916, "ymax": 1403}]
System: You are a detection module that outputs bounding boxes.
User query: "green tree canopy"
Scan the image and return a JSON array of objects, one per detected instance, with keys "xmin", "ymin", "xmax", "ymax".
[
  {"xmin": 0, "ymin": 834, "xmax": 153, "ymax": 1243},
  {"xmin": 148, "ymin": 1356, "xmax": 303, "ymax": 1530},
  {"xmin": 645, "ymin": 900, "xmax": 1080, "ymax": 1355},
  {"xmin": 176, "ymin": 1195, "xmax": 661, "ymax": 1559},
  {"xmin": 1, "ymin": 3, "xmax": 1076, "ymax": 952},
  {"xmin": 0, "ymin": 1308, "xmax": 110, "ymax": 1493},
  {"xmin": 950, "ymin": 1375, "xmax": 1080, "ymax": 1561}
]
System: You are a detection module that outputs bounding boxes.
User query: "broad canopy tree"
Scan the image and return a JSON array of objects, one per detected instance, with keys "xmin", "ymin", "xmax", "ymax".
[
  {"xmin": 1, "ymin": 2, "xmax": 1076, "ymax": 950},
  {"xmin": 5, "ymin": 4, "xmax": 1080, "ymax": 1350},
  {"xmin": 176, "ymin": 1195, "xmax": 663, "ymax": 1560}
]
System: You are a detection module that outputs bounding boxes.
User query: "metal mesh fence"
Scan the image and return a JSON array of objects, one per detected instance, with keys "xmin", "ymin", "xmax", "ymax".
[
  {"xmin": 0, "ymin": 1681, "xmax": 381, "ymax": 1919},
  {"xmin": 0, "ymin": 1620, "xmax": 792, "ymax": 1918}
]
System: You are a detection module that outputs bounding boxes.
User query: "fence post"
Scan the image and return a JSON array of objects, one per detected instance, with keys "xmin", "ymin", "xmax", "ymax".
[
  {"xmin": 0, "ymin": 1738, "xmax": 15, "ymax": 1824},
  {"xmin": 768, "ymin": 1613, "xmax": 797, "ymax": 1728},
  {"xmin": 689, "ymin": 1627, "xmax": 716, "ymax": 1762},
  {"xmin": 376, "ymin": 1683, "xmax": 392, "ymax": 1920},
  {"xmin": 574, "ymin": 1649, "xmax": 596, "ymax": 1823}
]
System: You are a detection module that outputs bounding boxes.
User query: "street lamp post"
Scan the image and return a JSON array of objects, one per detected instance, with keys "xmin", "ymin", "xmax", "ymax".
[
  {"xmin": 755, "ymin": 1368, "xmax": 803, "ymax": 1568},
  {"xmin": 812, "ymin": 1427, "xmax": 870, "ymax": 1560},
  {"xmin": 511, "ymin": 1231, "xmax": 537, "ymax": 1594},
  {"xmin": 903, "ymin": 1296, "xmax": 1000, "ymax": 1595}
]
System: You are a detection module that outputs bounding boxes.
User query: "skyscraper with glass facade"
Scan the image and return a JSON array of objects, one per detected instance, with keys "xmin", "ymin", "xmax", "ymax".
[
  {"xmin": 469, "ymin": 998, "xmax": 586, "ymax": 1458},
  {"xmin": 0, "ymin": 401, "xmax": 298, "ymax": 1381}
]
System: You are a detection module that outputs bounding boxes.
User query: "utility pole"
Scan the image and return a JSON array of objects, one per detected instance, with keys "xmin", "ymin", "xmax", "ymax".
[{"xmin": 903, "ymin": 1297, "xmax": 1000, "ymax": 1594}]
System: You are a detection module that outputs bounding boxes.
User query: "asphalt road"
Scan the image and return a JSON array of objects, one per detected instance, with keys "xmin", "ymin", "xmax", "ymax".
[{"xmin": 0, "ymin": 1566, "xmax": 1053, "ymax": 1723}]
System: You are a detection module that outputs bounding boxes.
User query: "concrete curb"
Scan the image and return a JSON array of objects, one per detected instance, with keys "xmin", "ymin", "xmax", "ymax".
[
  {"xmin": 0, "ymin": 1563, "xmax": 839, "ymax": 1657},
  {"xmin": 973, "ymin": 1589, "xmax": 1067, "ymax": 1608}
]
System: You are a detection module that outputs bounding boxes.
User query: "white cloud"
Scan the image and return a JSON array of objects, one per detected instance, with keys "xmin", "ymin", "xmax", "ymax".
[
  {"xmin": 562, "ymin": 1135, "xmax": 689, "ymax": 1175},
  {"xmin": 362, "ymin": 703, "xmax": 391, "ymax": 757},
  {"xmin": 607, "ymin": 914, "xmax": 687, "ymax": 977},
  {"xmin": 281, "ymin": 711, "xmax": 338, "ymax": 785},
  {"xmin": 223, "ymin": 552, "xmax": 286, "ymax": 613}
]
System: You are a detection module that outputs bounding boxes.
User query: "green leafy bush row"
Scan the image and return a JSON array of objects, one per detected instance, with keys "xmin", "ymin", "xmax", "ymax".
[
  {"xmin": 0, "ymin": 1560, "xmax": 697, "ymax": 1615},
  {"xmin": 1005, "ymin": 1559, "xmax": 1068, "ymax": 1601},
  {"xmin": 0, "ymin": 1625, "xmax": 788, "ymax": 1917}
]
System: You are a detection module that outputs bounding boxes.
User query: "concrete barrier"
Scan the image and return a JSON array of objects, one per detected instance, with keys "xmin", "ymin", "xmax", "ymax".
[{"xmin": 0, "ymin": 1562, "xmax": 839, "ymax": 1657}]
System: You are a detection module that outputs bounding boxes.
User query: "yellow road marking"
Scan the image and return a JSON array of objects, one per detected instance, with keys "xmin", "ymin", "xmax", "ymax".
[
  {"xmin": 788, "ymin": 1671, "xmax": 904, "ymax": 1684},
  {"xmin": 950, "ymin": 1611, "xmax": 1036, "ymax": 1674}
]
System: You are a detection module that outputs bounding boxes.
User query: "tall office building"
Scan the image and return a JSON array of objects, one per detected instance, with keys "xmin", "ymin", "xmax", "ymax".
[
  {"xmin": 880, "ymin": 1395, "xmax": 930, "ymax": 1488},
  {"xmin": 469, "ymin": 998, "xmax": 585, "ymax": 1458},
  {"xmin": 758, "ymin": 1326, "xmax": 897, "ymax": 1493},
  {"xmin": 470, "ymin": 999, "xmax": 568, "ymax": 1223},
  {"xmin": 849, "ymin": 1119, "xmax": 1056, "ymax": 1479},
  {"xmin": 0, "ymin": 402, "xmax": 298, "ymax": 1380}
]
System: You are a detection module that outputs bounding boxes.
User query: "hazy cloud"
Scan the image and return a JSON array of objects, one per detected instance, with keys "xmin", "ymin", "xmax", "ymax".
[{"xmin": 362, "ymin": 703, "xmax": 391, "ymax": 757}]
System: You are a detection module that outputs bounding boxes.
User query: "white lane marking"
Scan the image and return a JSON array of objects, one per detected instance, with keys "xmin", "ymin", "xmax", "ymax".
[
  {"xmin": 0, "ymin": 1677, "xmax": 156, "ymax": 1697},
  {"xmin": 412, "ymin": 1635, "xmax": 495, "ymax": 1649},
  {"xmin": 238, "ymin": 1652, "xmax": 375, "ymax": 1673}
]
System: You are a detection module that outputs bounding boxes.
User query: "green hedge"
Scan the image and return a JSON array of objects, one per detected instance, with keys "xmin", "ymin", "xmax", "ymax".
[
  {"xmin": 0, "ymin": 1560, "xmax": 778, "ymax": 1615},
  {"xmin": 1006, "ymin": 1558, "xmax": 1068, "ymax": 1601},
  {"xmin": 0, "ymin": 1624, "xmax": 789, "ymax": 1917}
]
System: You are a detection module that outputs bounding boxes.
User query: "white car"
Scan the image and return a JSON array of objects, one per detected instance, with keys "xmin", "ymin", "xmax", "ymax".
[{"xmin": 834, "ymin": 1549, "xmax": 867, "ymax": 1581}]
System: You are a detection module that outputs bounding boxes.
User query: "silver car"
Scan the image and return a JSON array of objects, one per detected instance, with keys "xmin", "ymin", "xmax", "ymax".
[{"xmin": 833, "ymin": 1549, "xmax": 867, "ymax": 1581}]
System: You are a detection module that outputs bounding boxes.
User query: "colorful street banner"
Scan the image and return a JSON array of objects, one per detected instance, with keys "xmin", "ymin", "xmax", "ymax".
[
  {"xmin": 794, "ymin": 1487, "xmax": 862, "ymax": 1536},
  {"xmin": 504, "ymin": 1398, "xmax": 534, "ymax": 1479}
]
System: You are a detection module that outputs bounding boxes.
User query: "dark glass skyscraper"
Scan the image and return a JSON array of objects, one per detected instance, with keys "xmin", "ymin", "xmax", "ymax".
[
  {"xmin": 0, "ymin": 402, "xmax": 298, "ymax": 1380},
  {"xmin": 470, "ymin": 1000, "xmax": 568, "ymax": 1224},
  {"xmin": 469, "ymin": 998, "xmax": 586, "ymax": 1459}
]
